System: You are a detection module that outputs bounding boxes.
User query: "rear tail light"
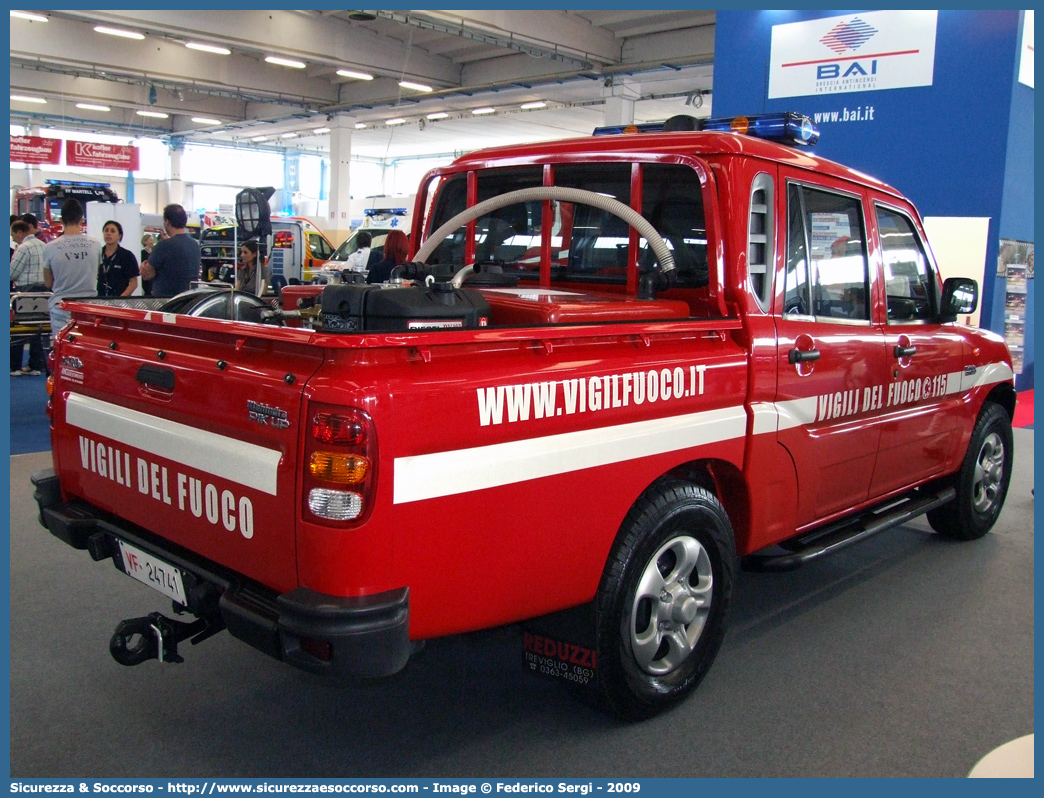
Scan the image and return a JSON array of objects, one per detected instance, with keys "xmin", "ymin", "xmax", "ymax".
[
  {"xmin": 307, "ymin": 488, "xmax": 363, "ymax": 521},
  {"xmin": 303, "ymin": 404, "xmax": 376, "ymax": 525},
  {"xmin": 308, "ymin": 451, "xmax": 369, "ymax": 483},
  {"xmin": 312, "ymin": 412, "xmax": 365, "ymax": 445}
]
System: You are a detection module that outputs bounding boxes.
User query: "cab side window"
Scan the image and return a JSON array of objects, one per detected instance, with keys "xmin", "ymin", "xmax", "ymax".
[
  {"xmin": 876, "ymin": 206, "xmax": 936, "ymax": 323},
  {"xmin": 784, "ymin": 184, "xmax": 869, "ymax": 322},
  {"xmin": 307, "ymin": 234, "xmax": 333, "ymax": 260}
]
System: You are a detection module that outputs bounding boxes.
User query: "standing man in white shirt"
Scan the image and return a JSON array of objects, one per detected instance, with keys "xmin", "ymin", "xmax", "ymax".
[
  {"xmin": 10, "ymin": 219, "xmax": 49, "ymax": 374},
  {"xmin": 42, "ymin": 199, "xmax": 102, "ymax": 340},
  {"xmin": 337, "ymin": 231, "xmax": 372, "ymax": 273}
]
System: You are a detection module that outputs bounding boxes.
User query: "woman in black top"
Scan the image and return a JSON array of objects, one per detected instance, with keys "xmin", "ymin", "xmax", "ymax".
[
  {"xmin": 235, "ymin": 240, "xmax": 268, "ymax": 295},
  {"xmin": 97, "ymin": 220, "xmax": 140, "ymax": 297},
  {"xmin": 140, "ymin": 233, "xmax": 155, "ymax": 296},
  {"xmin": 366, "ymin": 229, "xmax": 410, "ymax": 283}
]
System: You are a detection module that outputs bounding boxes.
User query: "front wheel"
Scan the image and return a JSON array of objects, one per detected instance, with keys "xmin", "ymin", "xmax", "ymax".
[
  {"xmin": 927, "ymin": 402, "xmax": 1013, "ymax": 540},
  {"xmin": 594, "ymin": 480, "xmax": 735, "ymax": 721}
]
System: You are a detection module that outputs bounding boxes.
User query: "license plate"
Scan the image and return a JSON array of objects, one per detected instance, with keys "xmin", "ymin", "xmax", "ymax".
[{"xmin": 117, "ymin": 539, "xmax": 188, "ymax": 606}]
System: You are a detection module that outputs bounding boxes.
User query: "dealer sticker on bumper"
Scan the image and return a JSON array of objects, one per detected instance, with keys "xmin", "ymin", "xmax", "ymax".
[{"xmin": 117, "ymin": 539, "xmax": 188, "ymax": 606}]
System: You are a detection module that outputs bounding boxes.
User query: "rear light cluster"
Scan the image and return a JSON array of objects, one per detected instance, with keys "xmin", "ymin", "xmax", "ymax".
[
  {"xmin": 303, "ymin": 405, "xmax": 377, "ymax": 524},
  {"xmin": 45, "ymin": 348, "xmax": 56, "ymax": 418}
]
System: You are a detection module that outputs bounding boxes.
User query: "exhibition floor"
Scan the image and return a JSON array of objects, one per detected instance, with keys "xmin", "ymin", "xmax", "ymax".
[{"xmin": 8, "ymin": 428, "xmax": 1034, "ymax": 777}]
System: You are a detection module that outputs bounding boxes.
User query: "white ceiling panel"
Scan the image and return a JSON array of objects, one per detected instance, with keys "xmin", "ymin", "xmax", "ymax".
[{"xmin": 10, "ymin": 9, "xmax": 717, "ymax": 161}]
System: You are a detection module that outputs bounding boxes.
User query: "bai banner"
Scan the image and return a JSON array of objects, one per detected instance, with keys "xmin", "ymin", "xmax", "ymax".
[
  {"xmin": 66, "ymin": 139, "xmax": 140, "ymax": 171},
  {"xmin": 10, "ymin": 135, "xmax": 62, "ymax": 165},
  {"xmin": 769, "ymin": 10, "xmax": 938, "ymax": 99}
]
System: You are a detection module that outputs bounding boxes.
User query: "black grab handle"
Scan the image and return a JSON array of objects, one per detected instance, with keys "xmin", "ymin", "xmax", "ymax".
[{"xmin": 788, "ymin": 348, "xmax": 821, "ymax": 364}]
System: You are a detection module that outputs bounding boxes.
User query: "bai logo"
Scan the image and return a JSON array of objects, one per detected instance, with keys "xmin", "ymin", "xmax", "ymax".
[
  {"xmin": 816, "ymin": 18, "xmax": 879, "ymax": 80},
  {"xmin": 769, "ymin": 11, "xmax": 937, "ymax": 99}
]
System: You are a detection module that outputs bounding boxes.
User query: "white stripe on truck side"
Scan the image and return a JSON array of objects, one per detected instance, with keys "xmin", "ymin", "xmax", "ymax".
[
  {"xmin": 394, "ymin": 405, "xmax": 748, "ymax": 504},
  {"xmin": 65, "ymin": 393, "xmax": 281, "ymax": 495}
]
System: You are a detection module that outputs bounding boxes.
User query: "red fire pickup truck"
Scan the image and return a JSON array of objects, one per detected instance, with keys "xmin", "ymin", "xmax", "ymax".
[{"xmin": 32, "ymin": 112, "xmax": 1014, "ymax": 720}]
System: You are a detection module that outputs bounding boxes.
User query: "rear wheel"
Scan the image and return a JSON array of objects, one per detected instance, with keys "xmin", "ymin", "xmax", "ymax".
[
  {"xmin": 927, "ymin": 402, "xmax": 1013, "ymax": 540},
  {"xmin": 594, "ymin": 479, "xmax": 735, "ymax": 721}
]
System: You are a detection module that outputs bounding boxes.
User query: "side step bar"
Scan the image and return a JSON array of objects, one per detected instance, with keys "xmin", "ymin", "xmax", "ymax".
[{"xmin": 741, "ymin": 486, "xmax": 956, "ymax": 573}]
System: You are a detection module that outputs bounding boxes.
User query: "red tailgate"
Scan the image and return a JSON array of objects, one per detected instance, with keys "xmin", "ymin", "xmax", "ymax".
[{"xmin": 50, "ymin": 307, "xmax": 323, "ymax": 594}]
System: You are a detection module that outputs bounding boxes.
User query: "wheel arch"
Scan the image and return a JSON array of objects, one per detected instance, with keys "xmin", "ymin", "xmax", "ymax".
[
  {"xmin": 661, "ymin": 458, "xmax": 750, "ymax": 556},
  {"xmin": 986, "ymin": 382, "xmax": 1017, "ymax": 421}
]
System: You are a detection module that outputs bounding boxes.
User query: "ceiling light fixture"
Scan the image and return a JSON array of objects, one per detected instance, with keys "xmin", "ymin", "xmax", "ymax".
[
  {"xmin": 398, "ymin": 81, "xmax": 432, "ymax": 93},
  {"xmin": 385, "ymin": 118, "xmax": 406, "ymax": 125},
  {"xmin": 281, "ymin": 132, "xmax": 299, "ymax": 138},
  {"xmin": 313, "ymin": 127, "xmax": 331, "ymax": 134},
  {"xmin": 426, "ymin": 112, "xmax": 449, "ymax": 120},
  {"xmin": 337, "ymin": 69, "xmax": 374, "ymax": 80},
  {"xmin": 136, "ymin": 110, "xmax": 169, "ymax": 118},
  {"xmin": 251, "ymin": 135, "xmax": 268, "ymax": 142},
  {"xmin": 76, "ymin": 103, "xmax": 111, "ymax": 112},
  {"xmin": 94, "ymin": 26, "xmax": 145, "ymax": 40},
  {"xmin": 11, "ymin": 95, "xmax": 47, "ymax": 104},
  {"xmin": 472, "ymin": 107, "xmax": 495, "ymax": 115},
  {"xmin": 521, "ymin": 101, "xmax": 547, "ymax": 110},
  {"xmin": 186, "ymin": 41, "xmax": 231, "ymax": 55},
  {"xmin": 192, "ymin": 117, "xmax": 222, "ymax": 125},
  {"xmin": 10, "ymin": 11, "xmax": 48, "ymax": 22},
  {"xmin": 354, "ymin": 123, "xmax": 367, "ymax": 129},
  {"xmin": 265, "ymin": 56, "xmax": 307, "ymax": 69}
]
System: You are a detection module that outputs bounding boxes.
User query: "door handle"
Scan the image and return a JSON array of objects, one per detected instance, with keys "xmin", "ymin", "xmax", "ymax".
[
  {"xmin": 136, "ymin": 364, "xmax": 175, "ymax": 390},
  {"xmin": 788, "ymin": 348, "xmax": 821, "ymax": 364},
  {"xmin": 893, "ymin": 345, "xmax": 917, "ymax": 358}
]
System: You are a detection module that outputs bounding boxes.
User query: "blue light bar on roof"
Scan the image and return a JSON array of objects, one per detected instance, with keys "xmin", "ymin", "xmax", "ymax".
[
  {"xmin": 701, "ymin": 112, "xmax": 819, "ymax": 146},
  {"xmin": 591, "ymin": 122, "xmax": 667, "ymax": 136},
  {"xmin": 45, "ymin": 179, "xmax": 114, "ymax": 188},
  {"xmin": 364, "ymin": 208, "xmax": 408, "ymax": 216},
  {"xmin": 592, "ymin": 112, "xmax": 820, "ymax": 147}
]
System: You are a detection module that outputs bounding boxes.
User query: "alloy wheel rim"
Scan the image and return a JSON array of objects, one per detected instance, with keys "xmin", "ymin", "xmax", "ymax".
[
  {"xmin": 972, "ymin": 432, "xmax": 1005, "ymax": 514},
  {"xmin": 629, "ymin": 535, "xmax": 713, "ymax": 675}
]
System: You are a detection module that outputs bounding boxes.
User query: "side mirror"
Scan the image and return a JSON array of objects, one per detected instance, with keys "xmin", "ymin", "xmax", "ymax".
[{"xmin": 940, "ymin": 276, "xmax": 978, "ymax": 322}]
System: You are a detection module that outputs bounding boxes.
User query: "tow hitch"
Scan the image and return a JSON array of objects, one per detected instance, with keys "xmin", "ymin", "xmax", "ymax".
[{"xmin": 110, "ymin": 611, "xmax": 225, "ymax": 667}]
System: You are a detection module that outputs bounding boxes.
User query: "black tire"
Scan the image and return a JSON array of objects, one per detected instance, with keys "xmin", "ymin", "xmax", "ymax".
[
  {"xmin": 927, "ymin": 402, "xmax": 1013, "ymax": 540},
  {"xmin": 593, "ymin": 479, "xmax": 735, "ymax": 721}
]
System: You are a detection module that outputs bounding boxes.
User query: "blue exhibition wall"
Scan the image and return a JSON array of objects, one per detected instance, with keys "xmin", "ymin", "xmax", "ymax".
[{"xmin": 713, "ymin": 9, "xmax": 1034, "ymax": 389}]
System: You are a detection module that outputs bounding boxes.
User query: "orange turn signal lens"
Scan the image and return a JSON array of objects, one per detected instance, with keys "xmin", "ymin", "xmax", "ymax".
[
  {"xmin": 730, "ymin": 116, "xmax": 750, "ymax": 135},
  {"xmin": 46, "ymin": 375, "xmax": 54, "ymax": 396},
  {"xmin": 309, "ymin": 451, "xmax": 369, "ymax": 484}
]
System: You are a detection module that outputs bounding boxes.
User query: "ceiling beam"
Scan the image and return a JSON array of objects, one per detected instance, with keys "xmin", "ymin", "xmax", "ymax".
[
  {"xmin": 43, "ymin": 10, "xmax": 462, "ymax": 87},
  {"xmin": 10, "ymin": 68, "xmax": 247, "ymax": 120},
  {"xmin": 621, "ymin": 25, "xmax": 716, "ymax": 65},
  {"xmin": 387, "ymin": 10, "xmax": 622, "ymax": 66},
  {"xmin": 11, "ymin": 16, "xmax": 339, "ymax": 106}
]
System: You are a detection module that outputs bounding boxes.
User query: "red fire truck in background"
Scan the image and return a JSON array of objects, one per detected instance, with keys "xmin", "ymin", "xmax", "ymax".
[{"xmin": 13, "ymin": 180, "xmax": 120, "ymax": 239}]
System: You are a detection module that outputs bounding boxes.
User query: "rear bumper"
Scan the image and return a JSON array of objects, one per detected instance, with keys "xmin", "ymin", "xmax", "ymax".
[{"xmin": 30, "ymin": 468, "xmax": 412, "ymax": 679}]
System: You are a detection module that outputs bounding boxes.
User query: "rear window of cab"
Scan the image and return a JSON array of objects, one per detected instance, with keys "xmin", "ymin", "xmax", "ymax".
[{"xmin": 425, "ymin": 163, "xmax": 709, "ymax": 290}]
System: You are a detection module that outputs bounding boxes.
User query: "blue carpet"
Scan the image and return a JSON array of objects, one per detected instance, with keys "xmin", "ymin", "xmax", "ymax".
[{"xmin": 9, "ymin": 373, "xmax": 52, "ymax": 455}]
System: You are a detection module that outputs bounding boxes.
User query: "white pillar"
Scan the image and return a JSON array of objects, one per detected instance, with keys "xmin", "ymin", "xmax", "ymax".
[
  {"xmin": 168, "ymin": 143, "xmax": 184, "ymax": 207},
  {"xmin": 26, "ymin": 124, "xmax": 40, "ymax": 188},
  {"xmin": 603, "ymin": 78, "xmax": 641, "ymax": 127},
  {"xmin": 327, "ymin": 115, "xmax": 356, "ymax": 242}
]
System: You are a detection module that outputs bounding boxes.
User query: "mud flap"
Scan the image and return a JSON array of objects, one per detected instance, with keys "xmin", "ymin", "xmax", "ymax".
[{"xmin": 520, "ymin": 602, "xmax": 599, "ymax": 694}]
